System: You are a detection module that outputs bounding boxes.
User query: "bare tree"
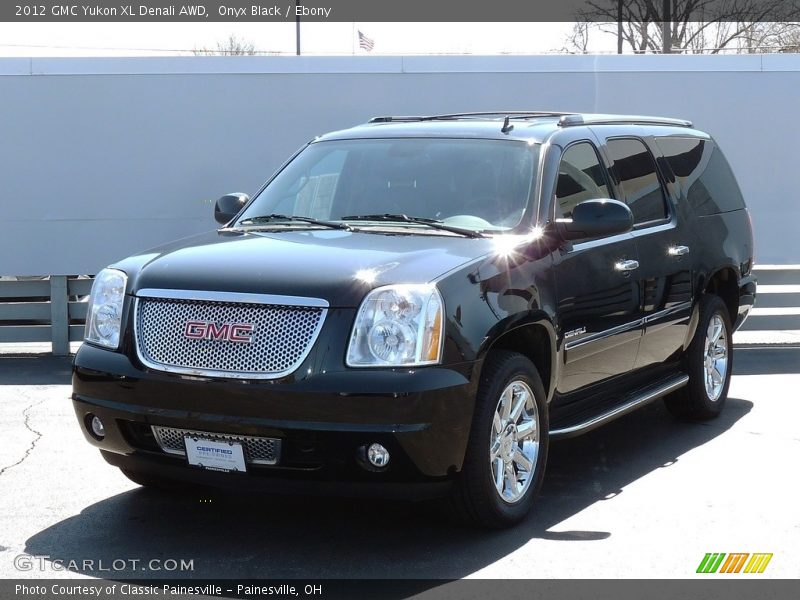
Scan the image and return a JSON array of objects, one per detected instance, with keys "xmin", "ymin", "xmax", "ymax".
[
  {"xmin": 560, "ymin": 22, "xmax": 592, "ymax": 54},
  {"xmin": 777, "ymin": 27, "xmax": 800, "ymax": 52},
  {"xmin": 736, "ymin": 21, "xmax": 800, "ymax": 52},
  {"xmin": 568, "ymin": 0, "xmax": 799, "ymax": 54},
  {"xmin": 679, "ymin": 20, "xmax": 800, "ymax": 53},
  {"xmin": 193, "ymin": 34, "xmax": 258, "ymax": 56}
]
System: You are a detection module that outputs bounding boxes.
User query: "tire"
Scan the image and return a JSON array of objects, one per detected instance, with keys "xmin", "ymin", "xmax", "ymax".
[
  {"xmin": 664, "ymin": 294, "xmax": 733, "ymax": 420},
  {"xmin": 449, "ymin": 350, "xmax": 549, "ymax": 528}
]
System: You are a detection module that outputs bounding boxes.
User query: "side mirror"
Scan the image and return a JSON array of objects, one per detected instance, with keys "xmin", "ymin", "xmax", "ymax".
[
  {"xmin": 556, "ymin": 199, "xmax": 633, "ymax": 241},
  {"xmin": 214, "ymin": 193, "xmax": 249, "ymax": 225}
]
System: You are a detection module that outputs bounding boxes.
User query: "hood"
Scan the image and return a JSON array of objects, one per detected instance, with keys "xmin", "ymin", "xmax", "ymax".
[{"xmin": 115, "ymin": 228, "xmax": 495, "ymax": 307}]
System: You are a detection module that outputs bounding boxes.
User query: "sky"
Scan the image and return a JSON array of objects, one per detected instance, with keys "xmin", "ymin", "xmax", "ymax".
[{"xmin": 0, "ymin": 22, "xmax": 619, "ymax": 56}]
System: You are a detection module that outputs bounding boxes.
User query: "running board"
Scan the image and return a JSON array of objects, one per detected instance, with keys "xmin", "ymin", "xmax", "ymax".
[{"xmin": 550, "ymin": 374, "xmax": 690, "ymax": 440}]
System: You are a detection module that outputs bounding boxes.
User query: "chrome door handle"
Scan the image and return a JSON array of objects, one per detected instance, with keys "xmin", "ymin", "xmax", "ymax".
[
  {"xmin": 614, "ymin": 259, "xmax": 640, "ymax": 272},
  {"xmin": 668, "ymin": 245, "xmax": 690, "ymax": 256}
]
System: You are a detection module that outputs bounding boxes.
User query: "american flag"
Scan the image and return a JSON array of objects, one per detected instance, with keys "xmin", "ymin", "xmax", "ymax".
[{"xmin": 358, "ymin": 30, "xmax": 375, "ymax": 52}]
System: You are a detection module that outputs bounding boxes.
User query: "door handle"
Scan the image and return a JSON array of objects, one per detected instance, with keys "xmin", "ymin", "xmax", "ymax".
[
  {"xmin": 614, "ymin": 259, "xmax": 640, "ymax": 272},
  {"xmin": 668, "ymin": 245, "xmax": 690, "ymax": 256}
]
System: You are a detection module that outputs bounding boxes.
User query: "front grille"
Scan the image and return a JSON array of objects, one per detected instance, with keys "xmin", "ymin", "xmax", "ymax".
[
  {"xmin": 134, "ymin": 293, "xmax": 326, "ymax": 378},
  {"xmin": 152, "ymin": 426, "xmax": 281, "ymax": 465}
]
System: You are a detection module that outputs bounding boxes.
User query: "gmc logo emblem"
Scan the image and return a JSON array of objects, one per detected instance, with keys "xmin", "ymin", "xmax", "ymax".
[{"xmin": 183, "ymin": 321, "xmax": 255, "ymax": 343}]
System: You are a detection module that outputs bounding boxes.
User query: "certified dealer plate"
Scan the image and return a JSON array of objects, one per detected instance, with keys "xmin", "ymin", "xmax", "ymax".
[{"xmin": 184, "ymin": 436, "xmax": 247, "ymax": 473}]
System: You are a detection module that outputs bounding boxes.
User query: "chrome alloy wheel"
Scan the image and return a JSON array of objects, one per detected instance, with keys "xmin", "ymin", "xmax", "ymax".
[
  {"xmin": 489, "ymin": 380, "xmax": 539, "ymax": 504},
  {"xmin": 703, "ymin": 313, "xmax": 729, "ymax": 401}
]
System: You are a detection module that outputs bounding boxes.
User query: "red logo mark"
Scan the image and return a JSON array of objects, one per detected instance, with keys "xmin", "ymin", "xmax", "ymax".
[{"xmin": 183, "ymin": 321, "xmax": 255, "ymax": 343}]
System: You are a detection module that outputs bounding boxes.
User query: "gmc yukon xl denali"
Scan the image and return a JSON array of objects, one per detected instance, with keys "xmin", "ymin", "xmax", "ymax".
[{"xmin": 72, "ymin": 112, "xmax": 756, "ymax": 528}]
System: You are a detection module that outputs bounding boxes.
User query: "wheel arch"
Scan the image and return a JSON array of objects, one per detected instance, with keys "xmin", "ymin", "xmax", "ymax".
[
  {"xmin": 477, "ymin": 314, "xmax": 558, "ymax": 402},
  {"xmin": 699, "ymin": 265, "xmax": 740, "ymax": 326}
]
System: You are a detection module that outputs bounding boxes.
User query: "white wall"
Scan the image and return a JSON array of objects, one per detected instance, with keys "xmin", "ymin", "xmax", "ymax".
[{"xmin": 0, "ymin": 54, "xmax": 796, "ymax": 274}]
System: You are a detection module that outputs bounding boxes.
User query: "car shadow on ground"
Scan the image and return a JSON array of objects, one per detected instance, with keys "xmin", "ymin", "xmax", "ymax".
[{"xmin": 25, "ymin": 397, "xmax": 752, "ymax": 586}]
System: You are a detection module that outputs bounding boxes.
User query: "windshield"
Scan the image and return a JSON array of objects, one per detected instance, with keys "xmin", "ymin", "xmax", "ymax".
[{"xmin": 238, "ymin": 138, "xmax": 538, "ymax": 233}]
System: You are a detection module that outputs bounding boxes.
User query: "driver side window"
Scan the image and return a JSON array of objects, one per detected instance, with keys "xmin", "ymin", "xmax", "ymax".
[
  {"xmin": 555, "ymin": 142, "xmax": 611, "ymax": 218},
  {"xmin": 272, "ymin": 149, "xmax": 346, "ymax": 219}
]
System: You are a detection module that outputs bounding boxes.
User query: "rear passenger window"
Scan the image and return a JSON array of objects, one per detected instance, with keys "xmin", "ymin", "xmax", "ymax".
[
  {"xmin": 606, "ymin": 138, "xmax": 669, "ymax": 225},
  {"xmin": 656, "ymin": 137, "xmax": 746, "ymax": 215},
  {"xmin": 555, "ymin": 142, "xmax": 611, "ymax": 218}
]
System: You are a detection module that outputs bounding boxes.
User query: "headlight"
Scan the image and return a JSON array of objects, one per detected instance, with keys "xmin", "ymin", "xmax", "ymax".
[
  {"xmin": 346, "ymin": 284, "xmax": 444, "ymax": 367},
  {"xmin": 85, "ymin": 268, "xmax": 127, "ymax": 349}
]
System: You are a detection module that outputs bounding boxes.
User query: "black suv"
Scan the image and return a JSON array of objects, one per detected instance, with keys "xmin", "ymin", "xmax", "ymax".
[{"xmin": 72, "ymin": 112, "xmax": 756, "ymax": 528}]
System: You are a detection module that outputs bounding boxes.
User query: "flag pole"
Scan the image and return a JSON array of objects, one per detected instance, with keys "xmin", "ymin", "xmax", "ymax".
[{"xmin": 295, "ymin": 0, "xmax": 301, "ymax": 55}]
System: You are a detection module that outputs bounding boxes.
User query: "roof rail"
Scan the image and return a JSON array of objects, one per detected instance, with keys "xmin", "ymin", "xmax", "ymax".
[
  {"xmin": 368, "ymin": 116, "xmax": 423, "ymax": 123},
  {"xmin": 558, "ymin": 114, "xmax": 692, "ymax": 128},
  {"xmin": 368, "ymin": 111, "xmax": 575, "ymax": 124}
]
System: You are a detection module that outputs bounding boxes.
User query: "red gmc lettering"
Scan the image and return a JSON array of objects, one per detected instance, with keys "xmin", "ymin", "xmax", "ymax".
[
  {"xmin": 205, "ymin": 322, "xmax": 230, "ymax": 340},
  {"xmin": 229, "ymin": 324, "xmax": 255, "ymax": 342},
  {"xmin": 184, "ymin": 321, "xmax": 207, "ymax": 339},
  {"xmin": 183, "ymin": 321, "xmax": 254, "ymax": 343}
]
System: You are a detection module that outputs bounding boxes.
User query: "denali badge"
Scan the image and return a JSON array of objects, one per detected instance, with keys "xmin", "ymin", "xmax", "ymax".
[
  {"xmin": 564, "ymin": 326, "xmax": 587, "ymax": 339},
  {"xmin": 183, "ymin": 321, "xmax": 255, "ymax": 343}
]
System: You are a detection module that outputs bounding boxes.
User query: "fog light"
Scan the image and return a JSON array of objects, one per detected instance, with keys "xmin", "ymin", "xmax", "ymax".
[
  {"xmin": 367, "ymin": 443, "xmax": 390, "ymax": 467},
  {"xmin": 90, "ymin": 415, "xmax": 105, "ymax": 439}
]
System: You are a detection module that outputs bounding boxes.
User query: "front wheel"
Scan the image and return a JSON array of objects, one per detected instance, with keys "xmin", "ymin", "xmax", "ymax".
[
  {"xmin": 664, "ymin": 294, "xmax": 733, "ymax": 420},
  {"xmin": 450, "ymin": 351, "xmax": 549, "ymax": 528}
]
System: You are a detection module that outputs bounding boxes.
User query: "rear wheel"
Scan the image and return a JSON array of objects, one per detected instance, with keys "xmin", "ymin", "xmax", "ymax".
[
  {"xmin": 450, "ymin": 351, "xmax": 549, "ymax": 528},
  {"xmin": 665, "ymin": 294, "xmax": 733, "ymax": 420}
]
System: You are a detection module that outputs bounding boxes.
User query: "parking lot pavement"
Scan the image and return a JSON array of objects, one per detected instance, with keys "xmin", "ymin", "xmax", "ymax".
[{"xmin": 0, "ymin": 349, "xmax": 798, "ymax": 582}]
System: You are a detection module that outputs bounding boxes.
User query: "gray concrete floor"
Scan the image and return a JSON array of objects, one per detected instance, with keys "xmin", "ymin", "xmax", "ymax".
[{"xmin": 0, "ymin": 348, "xmax": 798, "ymax": 580}]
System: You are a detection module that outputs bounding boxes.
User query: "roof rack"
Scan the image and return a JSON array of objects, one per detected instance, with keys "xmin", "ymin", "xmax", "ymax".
[
  {"xmin": 558, "ymin": 114, "xmax": 692, "ymax": 128},
  {"xmin": 368, "ymin": 111, "xmax": 575, "ymax": 124}
]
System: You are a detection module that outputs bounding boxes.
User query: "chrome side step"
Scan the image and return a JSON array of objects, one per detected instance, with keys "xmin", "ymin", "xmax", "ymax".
[{"xmin": 550, "ymin": 374, "xmax": 690, "ymax": 440}]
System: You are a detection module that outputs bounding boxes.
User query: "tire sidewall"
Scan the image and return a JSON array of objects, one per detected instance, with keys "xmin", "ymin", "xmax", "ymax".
[
  {"xmin": 468, "ymin": 353, "xmax": 549, "ymax": 525},
  {"xmin": 690, "ymin": 295, "xmax": 733, "ymax": 413}
]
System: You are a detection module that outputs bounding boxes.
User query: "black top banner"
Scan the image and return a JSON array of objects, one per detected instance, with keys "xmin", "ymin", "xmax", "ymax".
[{"xmin": 2, "ymin": 0, "xmax": 799, "ymax": 22}]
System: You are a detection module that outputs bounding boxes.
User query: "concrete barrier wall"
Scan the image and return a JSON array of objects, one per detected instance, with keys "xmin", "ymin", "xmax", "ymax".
[{"xmin": 0, "ymin": 54, "xmax": 797, "ymax": 274}]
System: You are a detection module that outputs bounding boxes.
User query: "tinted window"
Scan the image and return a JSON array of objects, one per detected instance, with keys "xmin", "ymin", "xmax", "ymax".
[
  {"xmin": 240, "ymin": 139, "xmax": 537, "ymax": 232},
  {"xmin": 606, "ymin": 138, "xmax": 669, "ymax": 224},
  {"xmin": 555, "ymin": 142, "xmax": 610, "ymax": 218},
  {"xmin": 656, "ymin": 137, "xmax": 746, "ymax": 215}
]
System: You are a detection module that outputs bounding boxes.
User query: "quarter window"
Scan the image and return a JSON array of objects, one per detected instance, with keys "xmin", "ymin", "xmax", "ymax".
[
  {"xmin": 655, "ymin": 137, "xmax": 745, "ymax": 215},
  {"xmin": 555, "ymin": 142, "xmax": 611, "ymax": 219},
  {"xmin": 606, "ymin": 138, "xmax": 669, "ymax": 225}
]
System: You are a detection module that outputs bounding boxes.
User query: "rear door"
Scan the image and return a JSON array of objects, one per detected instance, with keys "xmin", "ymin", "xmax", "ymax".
[
  {"xmin": 550, "ymin": 139, "xmax": 642, "ymax": 395},
  {"xmin": 600, "ymin": 134, "xmax": 693, "ymax": 369}
]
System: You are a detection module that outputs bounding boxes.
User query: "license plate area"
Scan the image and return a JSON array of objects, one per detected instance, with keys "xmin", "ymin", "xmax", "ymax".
[
  {"xmin": 151, "ymin": 426, "xmax": 282, "ymax": 466},
  {"xmin": 184, "ymin": 436, "xmax": 247, "ymax": 473}
]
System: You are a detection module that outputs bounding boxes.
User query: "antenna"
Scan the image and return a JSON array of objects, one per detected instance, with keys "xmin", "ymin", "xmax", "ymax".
[{"xmin": 501, "ymin": 116, "xmax": 514, "ymax": 134}]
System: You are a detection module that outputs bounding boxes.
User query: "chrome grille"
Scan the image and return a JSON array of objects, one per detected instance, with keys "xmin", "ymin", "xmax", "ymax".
[
  {"xmin": 134, "ymin": 291, "xmax": 327, "ymax": 378},
  {"xmin": 152, "ymin": 426, "xmax": 281, "ymax": 465}
]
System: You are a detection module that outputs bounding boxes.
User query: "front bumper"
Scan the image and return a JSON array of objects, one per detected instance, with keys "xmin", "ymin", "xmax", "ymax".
[{"xmin": 72, "ymin": 344, "xmax": 479, "ymax": 498}]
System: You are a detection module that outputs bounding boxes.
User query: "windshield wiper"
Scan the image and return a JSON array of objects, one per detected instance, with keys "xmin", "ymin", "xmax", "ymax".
[
  {"xmin": 236, "ymin": 214, "xmax": 352, "ymax": 231},
  {"xmin": 340, "ymin": 214, "xmax": 485, "ymax": 238}
]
